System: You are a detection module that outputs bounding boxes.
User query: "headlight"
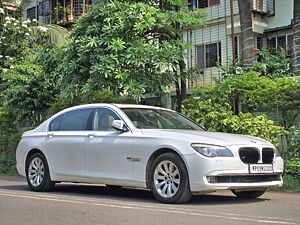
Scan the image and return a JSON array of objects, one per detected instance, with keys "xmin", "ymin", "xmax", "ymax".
[{"xmin": 191, "ymin": 144, "xmax": 233, "ymax": 157}]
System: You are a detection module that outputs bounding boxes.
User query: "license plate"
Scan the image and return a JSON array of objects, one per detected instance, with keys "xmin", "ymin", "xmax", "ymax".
[{"xmin": 249, "ymin": 164, "xmax": 274, "ymax": 174}]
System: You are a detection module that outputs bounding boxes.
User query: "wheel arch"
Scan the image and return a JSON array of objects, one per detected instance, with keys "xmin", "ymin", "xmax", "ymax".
[
  {"xmin": 145, "ymin": 148, "xmax": 189, "ymax": 189},
  {"xmin": 25, "ymin": 149, "xmax": 46, "ymax": 172}
]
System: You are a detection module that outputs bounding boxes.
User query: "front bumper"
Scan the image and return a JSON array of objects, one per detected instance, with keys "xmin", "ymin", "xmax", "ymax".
[{"xmin": 184, "ymin": 150, "xmax": 284, "ymax": 193}]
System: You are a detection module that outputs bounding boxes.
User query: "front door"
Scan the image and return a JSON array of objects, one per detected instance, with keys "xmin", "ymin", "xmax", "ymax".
[{"xmin": 85, "ymin": 107, "xmax": 133, "ymax": 183}]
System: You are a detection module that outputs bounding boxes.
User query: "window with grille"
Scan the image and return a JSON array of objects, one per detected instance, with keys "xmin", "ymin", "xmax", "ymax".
[
  {"xmin": 267, "ymin": 37, "xmax": 276, "ymax": 52},
  {"xmin": 287, "ymin": 34, "xmax": 293, "ymax": 56},
  {"xmin": 27, "ymin": 6, "xmax": 37, "ymax": 21},
  {"xmin": 234, "ymin": 36, "xmax": 241, "ymax": 60},
  {"xmin": 256, "ymin": 36, "xmax": 262, "ymax": 50},
  {"xmin": 188, "ymin": 0, "xmax": 220, "ymax": 10},
  {"xmin": 267, "ymin": 34, "xmax": 293, "ymax": 56},
  {"xmin": 74, "ymin": 0, "xmax": 84, "ymax": 15},
  {"xmin": 196, "ymin": 42, "xmax": 221, "ymax": 69},
  {"xmin": 277, "ymin": 36, "xmax": 286, "ymax": 49}
]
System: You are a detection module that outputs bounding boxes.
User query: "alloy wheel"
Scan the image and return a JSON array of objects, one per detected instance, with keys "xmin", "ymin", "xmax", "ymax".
[
  {"xmin": 28, "ymin": 157, "xmax": 45, "ymax": 187},
  {"xmin": 153, "ymin": 160, "xmax": 180, "ymax": 198}
]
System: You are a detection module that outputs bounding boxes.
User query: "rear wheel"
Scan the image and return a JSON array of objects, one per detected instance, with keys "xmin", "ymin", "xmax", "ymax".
[
  {"xmin": 26, "ymin": 152, "xmax": 55, "ymax": 191},
  {"xmin": 232, "ymin": 189, "xmax": 266, "ymax": 198},
  {"xmin": 149, "ymin": 153, "xmax": 192, "ymax": 204}
]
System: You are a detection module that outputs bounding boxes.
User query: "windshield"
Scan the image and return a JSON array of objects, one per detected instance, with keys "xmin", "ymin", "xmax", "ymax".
[{"xmin": 121, "ymin": 108, "xmax": 204, "ymax": 130}]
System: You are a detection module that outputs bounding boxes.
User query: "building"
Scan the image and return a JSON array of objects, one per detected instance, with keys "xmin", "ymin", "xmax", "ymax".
[
  {"xmin": 21, "ymin": 0, "xmax": 93, "ymax": 26},
  {"xmin": 21, "ymin": 0, "xmax": 298, "ymax": 88},
  {"xmin": 184, "ymin": 0, "xmax": 295, "ymax": 88}
]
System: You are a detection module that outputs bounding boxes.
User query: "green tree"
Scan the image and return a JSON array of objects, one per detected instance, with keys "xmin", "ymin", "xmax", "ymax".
[
  {"xmin": 0, "ymin": 7, "xmax": 68, "ymax": 123},
  {"xmin": 54, "ymin": 0, "xmax": 206, "ymax": 110},
  {"xmin": 1, "ymin": 54, "xmax": 57, "ymax": 125}
]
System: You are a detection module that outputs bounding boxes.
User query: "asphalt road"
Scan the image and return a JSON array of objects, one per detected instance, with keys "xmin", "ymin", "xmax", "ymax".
[{"xmin": 0, "ymin": 175, "xmax": 299, "ymax": 225}]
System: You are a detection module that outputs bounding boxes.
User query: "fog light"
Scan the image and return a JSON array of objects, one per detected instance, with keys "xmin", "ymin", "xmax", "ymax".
[{"xmin": 207, "ymin": 176, "xmax": 216, "ymax": 183}]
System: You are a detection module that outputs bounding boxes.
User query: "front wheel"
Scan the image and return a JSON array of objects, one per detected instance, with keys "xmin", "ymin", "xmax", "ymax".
[
  {"xmin": 26, "ymin": 152, "xmax": 55, "ymax": 191},
  {"xmin": 149, "ymin": 153, "xmax": 192, "ymax": 204},
  {"xmin": 232, "ymin": 189, "xmax": 266, "ymax": 198}
]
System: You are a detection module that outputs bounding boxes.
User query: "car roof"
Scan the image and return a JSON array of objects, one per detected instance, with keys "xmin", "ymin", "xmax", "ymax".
[
  {"xmin": 60, "ymin": 103, "xmax": 174, "ymax": 112},
  {"xmin": 113, "ymin": 104, "xmax": 174, "ymax": 111}
]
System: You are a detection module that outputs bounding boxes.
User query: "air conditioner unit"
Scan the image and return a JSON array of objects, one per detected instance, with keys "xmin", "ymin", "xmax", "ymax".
[{"xmin": 252, "ymin": 0, "xmax": 274, "ymax": 15}]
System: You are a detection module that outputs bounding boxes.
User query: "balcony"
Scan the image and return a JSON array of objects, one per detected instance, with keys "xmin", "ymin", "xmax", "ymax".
[{"xmin": 37, "ymin": 0, "xmax": 93, "ymax": 26}]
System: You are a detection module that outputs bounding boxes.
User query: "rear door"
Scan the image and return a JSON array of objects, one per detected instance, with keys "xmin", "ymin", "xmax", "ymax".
[{"xmin": 45, "ymin": 108, "xmax": 92, "ymax": 178}]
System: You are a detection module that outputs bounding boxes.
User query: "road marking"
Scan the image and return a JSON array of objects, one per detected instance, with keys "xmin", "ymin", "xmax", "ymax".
[
  {"xmin": 75, "ymin": 198, "xmax": 300, "ymax": 223},
  {"xmin": 0, "ymin": 190, "xmax": 295, "ymax": 225},
  {"xmin": 0, "ymin": 189, "xmax": 298, "ymax": 223}
]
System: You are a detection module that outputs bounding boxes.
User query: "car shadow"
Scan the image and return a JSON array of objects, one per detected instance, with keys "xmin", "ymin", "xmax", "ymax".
[{"xmin": 0, "ymin": 182, "xmax": 269, "ymax": 205}]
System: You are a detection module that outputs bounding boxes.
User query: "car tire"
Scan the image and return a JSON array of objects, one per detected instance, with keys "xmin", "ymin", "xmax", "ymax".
[
  {"xmin": 26, "ymin": 152, "xmax": 55, "ymax": 191},
  {"xmin": 232, "ymin": 189, "xmax": 266, "ymax": 198},
  {"xmin": 149, "ymin": 152, "xmax": 192, "ymax": 204}
]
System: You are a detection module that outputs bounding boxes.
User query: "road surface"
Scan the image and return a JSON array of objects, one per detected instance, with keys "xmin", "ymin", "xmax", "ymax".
[{"xmin": 0, "ymin": 175, "xmax": 299, "ymax": 225}]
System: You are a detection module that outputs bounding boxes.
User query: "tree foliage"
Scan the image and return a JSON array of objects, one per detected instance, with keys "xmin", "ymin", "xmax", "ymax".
[
  {"xmin": 181, "ymin": 72, "xmax": 299, "ymax": 146},
  {"xmin": 54, "ymin": 0, "xmax": 206, "ymax": 104},
  {"xmin": 1, "ymin": 54, "xmax": 57, "ymax": 124},
  {"xmin": 220, "ymin": 49, "xmax": 293, "ymax": 80}
]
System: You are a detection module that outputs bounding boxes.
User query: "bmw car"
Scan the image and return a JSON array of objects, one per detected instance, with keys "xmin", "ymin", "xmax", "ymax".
[{"xmin": 16, "ymin": 104, "xmax": 283, "ymax": 203}]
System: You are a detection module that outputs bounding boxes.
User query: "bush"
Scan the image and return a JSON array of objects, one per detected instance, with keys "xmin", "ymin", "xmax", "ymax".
[
  {"xmin": 0, "ymin": 151, "xmax": 18, "ymax": 175},
  {"xmin": 283, "ymin": 129, "xmax": 300, "ymax": 176},
  {"xmin": 0, "ymin": 127, "xmax": 34, "ymax": 175},
  {"xmin": 284, "ymin": 129, "xmax": 300, "ymax": 159},
  {"xmin": 182, "ymin": 98, "xmax": 287, "ymax": 146},
  {"xmin": 274, "ymin": 174, "xmax": 300, "ymax": 192}
]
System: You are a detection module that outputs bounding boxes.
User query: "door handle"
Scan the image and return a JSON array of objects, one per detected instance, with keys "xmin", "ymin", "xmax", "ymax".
[
  {"xmin": 88, "ymin": 134, "xmax": 95, "ymax": 139},
  {"xmin": 47, "ymin": 133, "xmax": 54, "ymax": 138}
]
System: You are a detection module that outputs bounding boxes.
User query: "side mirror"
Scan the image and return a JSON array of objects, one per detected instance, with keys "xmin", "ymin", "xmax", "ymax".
[{"xmin": 112, "ymin": 120, "xmax": 128, "ymax": 132}]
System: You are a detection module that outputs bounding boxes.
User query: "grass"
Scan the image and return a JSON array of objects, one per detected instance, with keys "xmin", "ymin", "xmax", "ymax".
[
  {"xmin": 0, "ymin": 151, "xmax": 18, "ymax": 175},
  {"xmin": 274, "ymin": 174, "xmax": 300, "ymax": 192}
]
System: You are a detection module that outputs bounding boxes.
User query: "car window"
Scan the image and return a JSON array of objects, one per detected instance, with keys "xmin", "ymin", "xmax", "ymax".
[
  {"xmin": 49, "ymin": 115, "xmax": 62, "ymax": 131},
  {"xmin": 59, "ymin": 108, "xmax": 92, "ymax": 131},
  {"xmin": 122, "ymin": 108, "xmax": 204, "ymax": 130},
  {"xmin": 92, "ymin": 108, "xmax": 120, "ymax": 131}
]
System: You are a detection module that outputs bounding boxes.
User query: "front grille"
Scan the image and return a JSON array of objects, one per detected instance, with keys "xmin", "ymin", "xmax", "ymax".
[
  {"xmin": 207, "ymin": 174, "xmax": 281, "ymax": 183},
  {"xmin": 239, "ymin": 148, "xmax": 259, "ymax": 163},
  {"xmin": 262, "ymin": 148, "xmax": 275, "ymax": 163}
]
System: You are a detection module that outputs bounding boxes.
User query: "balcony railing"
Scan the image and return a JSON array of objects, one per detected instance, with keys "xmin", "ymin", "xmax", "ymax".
[{"xmin": 37, "ymin": 0, "xmax": 93, "ymax": 25}]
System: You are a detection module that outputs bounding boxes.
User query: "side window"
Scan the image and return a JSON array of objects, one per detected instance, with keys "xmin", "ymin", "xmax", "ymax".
[
  {"xmin": 59, "ymin": 108, "xmax": 92, "ymax": 131},
  {"xmin": 92, "ymin": 108, "xmax": 120, "ymax": 131},
  {"xmin": 196, "ymin": 42, "xmax": 221, "ymax": 69},
  {"xmin": 49, "ymin": 115, "xmax": 62, "ymax": 131}
]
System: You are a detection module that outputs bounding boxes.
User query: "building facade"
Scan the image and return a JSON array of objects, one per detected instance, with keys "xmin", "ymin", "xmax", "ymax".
[
  {"xmin": 21, "ymin": 0, "xmax": 93, "ymax": 26},
  {"xmin": 184, "ymin": 0, "xmax": 294, "ymax": 88},
  {"xmin": 20, "ymin": 0, "xmax": 297, "ymax": 89}
]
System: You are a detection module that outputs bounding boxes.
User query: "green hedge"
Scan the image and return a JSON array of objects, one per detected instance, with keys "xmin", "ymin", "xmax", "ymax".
[
  {"xmin": 284, "ymin": 163, "xmax": 300, "ymax": 177},
  {"xmin": 0, "ymin": 151, "xmax": 18, "ymax": 175}
]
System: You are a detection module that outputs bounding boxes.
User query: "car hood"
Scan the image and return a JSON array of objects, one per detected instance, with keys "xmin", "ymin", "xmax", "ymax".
[{"xmin": 140, "ymin": 129, "xmax": 272, "ymax": 147}]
